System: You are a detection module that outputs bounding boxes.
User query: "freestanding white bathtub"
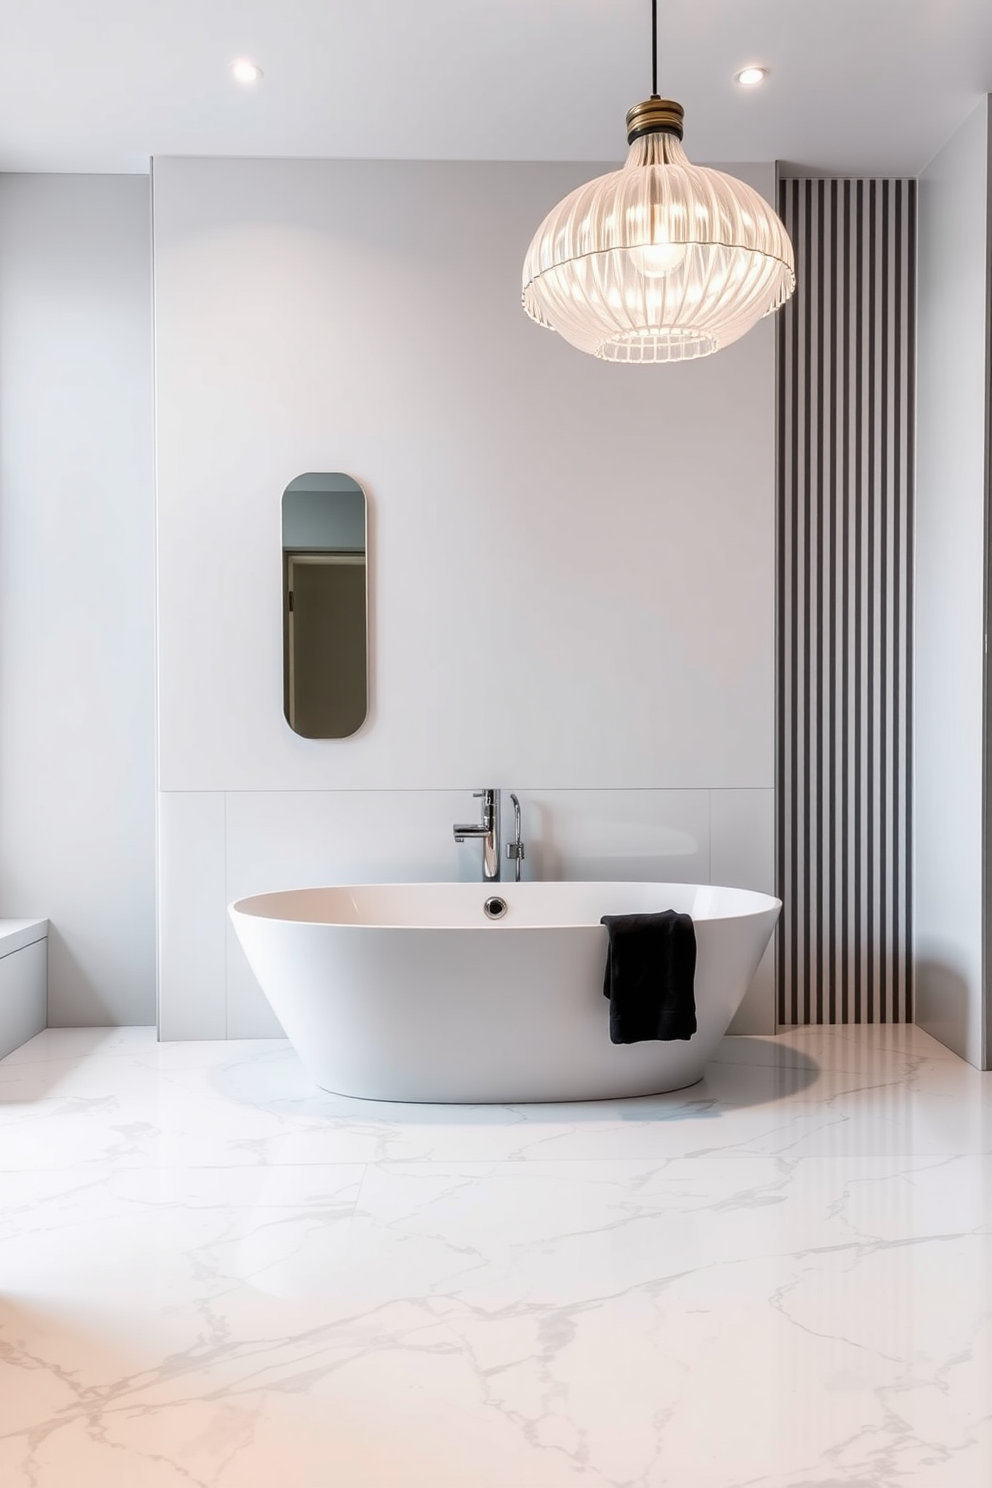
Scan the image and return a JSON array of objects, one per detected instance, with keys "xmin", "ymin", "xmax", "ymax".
[{"xmin": 230, "ymin": 881, "xmax": 780, "ymax": 1103}]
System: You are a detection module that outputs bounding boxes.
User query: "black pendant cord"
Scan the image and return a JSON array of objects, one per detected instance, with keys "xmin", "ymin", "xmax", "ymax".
[{"xmin": 651, "ymin": 0, "xmax": 659, "ymax": 98}]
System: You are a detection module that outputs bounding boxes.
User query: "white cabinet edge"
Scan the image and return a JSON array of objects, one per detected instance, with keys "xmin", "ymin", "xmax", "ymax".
[{"xmin": 0, "ymin": 919, "xmax": 49, "ymax": 960}]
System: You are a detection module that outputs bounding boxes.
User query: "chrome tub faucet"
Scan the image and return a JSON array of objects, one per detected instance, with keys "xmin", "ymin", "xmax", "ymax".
[
  {"xmin": 506, "ymin": 793, "xmax": 525, "ymax": 882},
  {"xmin": 453, "ymin": 788, "xmax": 501, "ymax": 882}
]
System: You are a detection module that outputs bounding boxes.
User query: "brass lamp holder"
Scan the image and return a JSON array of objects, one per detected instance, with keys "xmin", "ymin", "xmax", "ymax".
[
  {"xmin": 625, "ymin": 97, "xmax": 685, "ymax": 143},
  {"xmin": 624, "ymin": 0, "xmax": 685, "ymax": 143}
]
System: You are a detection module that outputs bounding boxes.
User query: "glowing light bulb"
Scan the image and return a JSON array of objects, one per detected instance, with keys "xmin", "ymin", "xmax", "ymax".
[
  {"xmin": 629, "ymin": 236, "xmax": 688, "ymax": 278},
  {"xmin": 735, "ymin": 66, "xmax": 767, "ymax": 88}
]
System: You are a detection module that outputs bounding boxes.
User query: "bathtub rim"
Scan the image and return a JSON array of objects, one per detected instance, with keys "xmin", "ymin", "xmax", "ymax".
[{"xmin": 229, "ymin": 881, "xmax": 782, "ymax": 933}]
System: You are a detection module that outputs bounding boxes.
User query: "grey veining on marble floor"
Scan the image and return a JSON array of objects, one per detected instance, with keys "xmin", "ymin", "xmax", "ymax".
[{"xmin": 1, "ymin": 1025, "xmax": 990, "ymax": 1486}]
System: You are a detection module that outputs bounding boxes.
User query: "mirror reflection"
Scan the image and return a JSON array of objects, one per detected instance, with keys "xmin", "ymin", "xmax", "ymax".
[{"xmin": 282, "ymin": 473, "xmax": 368, "ymax": 738}]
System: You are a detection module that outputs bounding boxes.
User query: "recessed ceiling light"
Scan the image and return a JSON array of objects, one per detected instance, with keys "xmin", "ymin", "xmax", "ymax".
[
  {"xmin": 230, "ymin": 58, "xmax": 263, "ymax": 86},
  {"xmin": 735, "ymin": 66, "xmax": 768, "ymax": 88}
]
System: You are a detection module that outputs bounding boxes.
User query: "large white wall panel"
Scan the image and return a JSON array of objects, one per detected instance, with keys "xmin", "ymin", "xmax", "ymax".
[
  {"xmin": 153, "ymin": 158, "xmax": 776, "ymax": 795},
  {"xmin": 915, "ymin": 100, "xmax": 991, "ymax": 1068},
  {"xmin": 0, "ymin": 175, "xmax": 155, "ymax": 1026}
]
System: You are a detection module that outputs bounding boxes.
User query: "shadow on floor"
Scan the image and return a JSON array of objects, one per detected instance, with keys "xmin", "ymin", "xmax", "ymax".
[{"xmin": 211, "ymin": 1038, "xmax": 821, "ymax": 1124}]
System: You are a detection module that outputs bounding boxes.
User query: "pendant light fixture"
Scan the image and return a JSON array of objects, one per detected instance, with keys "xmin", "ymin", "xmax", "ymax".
[{"xmin": 522, "ymin": 0, "xmax": 796, "ymax": 363}]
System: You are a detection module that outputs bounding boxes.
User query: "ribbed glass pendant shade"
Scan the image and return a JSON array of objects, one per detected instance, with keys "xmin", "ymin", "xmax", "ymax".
[{"xmin": 522, "ymin": 102, "xmax": 796, "ymax": 363}]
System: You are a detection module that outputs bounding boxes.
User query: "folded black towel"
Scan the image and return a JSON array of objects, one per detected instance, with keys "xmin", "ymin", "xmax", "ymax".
[{"xmin": 599, "ymin": 910, "xmax": 697, "ymax": 1044}]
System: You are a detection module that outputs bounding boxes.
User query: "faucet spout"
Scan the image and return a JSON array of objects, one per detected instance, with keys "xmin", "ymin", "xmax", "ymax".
[
  {"xmin": 505, "ymin": 793, "xmax": 525, "ymax": 882},
  {"xmin": 452, "ymin": 789, "xmax": 501, "ymax": 882}
]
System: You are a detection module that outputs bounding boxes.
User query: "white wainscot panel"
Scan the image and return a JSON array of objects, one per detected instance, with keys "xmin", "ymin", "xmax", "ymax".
[
  {"xmin": 515, "ymin": 789, "xmax": 709, "ymax": 886},
  {"xmin": 224, "ymin": 788, "xmax": 711, "ymax": 1039},
  {"xmin": 158, "ymin": 792, "xmax": 227, "ymax": 1041},
  {"xmin": 710, "ymin": 788, "xmax": 776, "ymax": 1036}
]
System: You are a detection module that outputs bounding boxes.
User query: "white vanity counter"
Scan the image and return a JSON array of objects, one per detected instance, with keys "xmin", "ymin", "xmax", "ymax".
[{"xmin": 0, "ymin": 918, "xmax": 49, "ymax": 1059}]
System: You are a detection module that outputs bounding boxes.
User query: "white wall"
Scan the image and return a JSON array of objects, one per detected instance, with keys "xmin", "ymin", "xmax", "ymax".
[
  {"xmin": 915, "ymin": 98, "xmax": 991, "ymax": 1068},
  {"xmin": 153, "ymin": 157, "xmax": 778, "ymax": 1038},
  {"xmin": 0, "ymin": 175, "xmax": 156, "ymax": 1026}
]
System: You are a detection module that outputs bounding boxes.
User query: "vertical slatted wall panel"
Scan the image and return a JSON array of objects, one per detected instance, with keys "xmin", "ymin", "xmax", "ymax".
[{"xmin": 777, "ymin": 178, "xmax": 915, "ymax": 1025}]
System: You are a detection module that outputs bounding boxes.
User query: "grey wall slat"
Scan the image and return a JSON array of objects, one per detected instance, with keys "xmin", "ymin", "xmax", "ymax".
[{"xmin": 777, "ymin": 177, "xmax": 915, "ymax": 1025}]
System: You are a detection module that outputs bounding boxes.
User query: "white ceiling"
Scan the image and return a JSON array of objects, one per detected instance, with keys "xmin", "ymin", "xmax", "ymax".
[{"xmin": 0, "ymin": 0, "xmax": 990, "ymax": 176}]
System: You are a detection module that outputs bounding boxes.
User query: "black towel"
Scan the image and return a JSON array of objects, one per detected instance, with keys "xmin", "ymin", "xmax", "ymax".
[{"xmin": 599, "ymin": 911, "xmax": 697, "ymax": 1044}]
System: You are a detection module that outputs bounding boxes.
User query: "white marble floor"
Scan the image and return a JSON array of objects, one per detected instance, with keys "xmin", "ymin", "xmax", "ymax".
[{"xmin": 1, "ymin": 1026, "xmax": 991, "ymax": 1487}]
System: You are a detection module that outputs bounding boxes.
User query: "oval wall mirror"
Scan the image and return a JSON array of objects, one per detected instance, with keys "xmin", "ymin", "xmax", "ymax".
[{"xmin": 282, "ymin": 473, "xmax": 368, "ymax": 738}]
